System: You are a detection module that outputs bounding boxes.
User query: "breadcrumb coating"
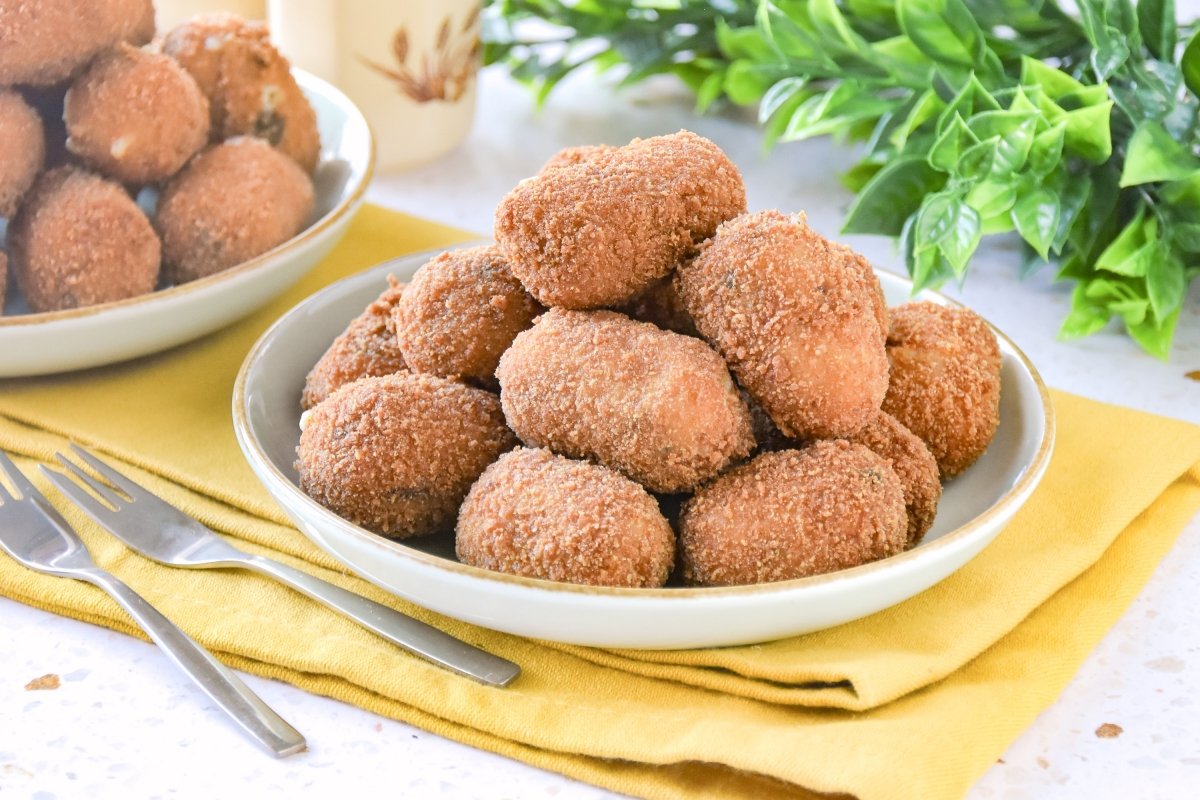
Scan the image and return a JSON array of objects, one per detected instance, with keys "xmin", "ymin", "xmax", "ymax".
[
  {"xmin": 495, "ymin": 130, "xmax": 746, "ymax": 308},
  {"xmin": 0, "ymin": 89, "xmax": 44, "ymax": 216},
  {"xmin": 677, "ymin": 210, "xmax": 888, "ymax": 440},
  {"xmin": 8, "ymin": 166, "xmax": 160, "ymax": 312},
  {"xmin": 679, "ymin": 441, "xmax": 908, "ymax": 586},
  {"xmin": 845, "ymin": 411, "xmax": 941, "ymax": 547},
  {"xmin": 497, "ymin": 308, "xmax": 754, "ymax": 493},
  {"xmin": 297, "ymin": 372, "xmax": 517, "ymax": 539},
  {"xmin": 0, "ymin": 0, "xmax": 154, "ymax": 86},
  {"xmin": 302, "ymin": 277, "xmax": 408, "ymax": 410},
  {"xmin": 65, "ymin": 44, "xmax": 210, "ymax": 185},
  {"xmin": 395, "ymin": 246, "xmax": 542, "ymax": 386},
  {"xmin": 155, "ymin": 137, "xmax": 314, "ymax": 284},
  {"xmin": 537, "ymin": 143, "xmax": 616, "ymax": 172},
  {"xmin": 456, "ymin": 447, "xmax": 675, "ymax": 587},
  {"xmin": 159, "ymin": 13, "xmax": 321, "ymax": 172},
  {"xmin": 883, "ymin": 302, "xmax": 1002, "ymax": 479}
]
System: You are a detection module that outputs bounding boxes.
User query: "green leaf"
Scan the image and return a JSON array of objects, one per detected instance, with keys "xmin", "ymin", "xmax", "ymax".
[
  {"xmin": 928, "ymin": 114, "xmax": 979, "ymax": 172},
  {"xmin": 841, "ymin": 158, "xmax": 885, "ymax": 192},
  {"xmin": 1027, "ymin": 122, "xmax": 1067, "ymax": 178},
  {"xmin": 1011, "ymin": 187, "xmax": 1060, "ymax": 259},
  {"xmin": 1059, "ymin": 282, "xmax": 1113, "ymax": 340},
  {"xmin": 723, "ymin": 60, "xmax": 788, "ymax": 104},
  {"xmin": 843, "ymin": 156, "xmax": 945, "ymax": 236},
  {"xmin": 1052, "ymin": 171, "xmax": 1092, "ymax": 253},
  {"xmin": 694, "ymin": 70, "xmax": 726, "ymax": 112},
  {"xmin": 1183, "ymin": 31, "xmax": 1200, "ymax": 97},
  {"xmin": 1146, "ymin": 252, "xmax": 1187, "ymax": 318},
  {"xmin": 1126, "ymin": 308, "xmax": 1179, "ymax": 361},
  {"xmin": 757, "ymin": 77, "xmax": 808, "ymax": 124},
  {"xmin": 936, "ymin": 74, "xmax": 1001, "ymax": 137},
  {"xmin": 965, "ymin": 177, "xmax": 1018, "ymax": 218},
  {"xmin": 1062, "ymin": 102, "xmax": 1114, "ymax": 163},
  {"xmin": 897, "ymin": 0, "xmax": 987, "ymax": 68},
  {"xmin": 1095, "ymin": 209, "xmax": 1156, "ymax": 277},
  {"xmin": 1137, "ymin": 0, "xmax": 1176, "ymax": 61},
  {"xmin": 915, "ymin": 194, "xmax": 982, "ymax": 274},
  {"xmin": 1120, "ymin": 120, "xmax": 1200, "ymax": 186},
  {"xmin": 1019, "ymin": 57, "xmax": 1090, "ymax": 103}
]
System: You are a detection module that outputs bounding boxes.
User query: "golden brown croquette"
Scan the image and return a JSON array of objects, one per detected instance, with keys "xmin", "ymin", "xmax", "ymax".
[
  {"xmin": 496, "ymin": 308, "xmax": 755, "ymax": 493},
  {"xmin": 456, "ymin": 447, "xmax": 675, "ymax": 588},
  {"xmin": 0, "ymin": 0, "xmax": 154, "ymax": 86},
  {"xmin": 618, "ymin": 273, "xmax": 699, "ymax": 337},
  {"xmin": 845, "ymin": 411, "xmax": 941, "ymax": 547},
  {"xmin": 677, "ymin": 210, "xmax": 888, "ymax": 440},
  {"xmin": 301, "ymin": 277, "xmax": 409, "ymax": 410},
  {"xmin": 159, "ymin": 13, "xmax": 321, "ymax": 173},
  {"xmin": 538, "ymin": 143, "xmax": 616, "ymax": 172},
  {"xmin": 883, "ymin": 302, "xmax": 1002, "ymax": 479},
  {"xmin": 678, "ymin": 441, "xmax": 908, "ymax": 586},
  {"xmin": 495, "ymin": 130, "xmax": 746, "ymax": 308},
  {"xmin": 65, "ymin": 44, "xmax": 210, "ymax": 185},
  {"xmin": 394, "ymin": 246, "xmax": 542, "ymax": 386},
  {"xmin": 155, "ymin": 137, "xmax": 314, "ymax": 284},
  {"xmin": 8, "ymin": 166, "xmax": 160, "ymax": 312},
  {"xmin": 0, "ymin": 89, "xmax": 44, "ymax": 216},
  {"xmin": 297, "ymin": 372, "xmax": 517, "ymax": 539}
]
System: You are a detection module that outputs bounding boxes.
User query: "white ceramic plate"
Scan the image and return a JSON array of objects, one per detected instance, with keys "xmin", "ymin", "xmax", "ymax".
[
  {"xmin": 0, "ymin": 70, "xmax": 373, "ymax": 377},
  {"xmin": 234, "ymin": 250, "xmax": 1055, "ymax": 649}
]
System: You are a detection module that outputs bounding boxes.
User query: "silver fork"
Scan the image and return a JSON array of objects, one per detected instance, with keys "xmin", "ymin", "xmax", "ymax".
[
  {"xmin": 43, "ymin": 444, "xmax": 521, "ymax": 687},
  {"xmin": 0, "ymin": 451, "xmax": 305, "ymax": 758}
]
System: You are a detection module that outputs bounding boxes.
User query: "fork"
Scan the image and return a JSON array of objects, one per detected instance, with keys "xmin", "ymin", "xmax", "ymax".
[
  {"xmin": 0, "ymin": 451, "xmax": 306, "ymax": 758},
  {"xmin": 43, "ymin": 444, "xmax": 521, "ymax": 688}
]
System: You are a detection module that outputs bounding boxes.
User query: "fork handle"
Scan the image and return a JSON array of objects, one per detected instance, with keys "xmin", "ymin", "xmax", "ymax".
[
  {"xmin": 243, "ymin": 555, "xmax": 520, "ymax": 687},
  {"xmin": 81, "ymin": 568, "xmax": 306, "ymax": 758}
]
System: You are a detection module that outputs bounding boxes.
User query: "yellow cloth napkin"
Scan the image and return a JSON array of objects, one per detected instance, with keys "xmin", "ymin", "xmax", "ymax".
[{"xmin": 2, "ymin": 204, "xmax": 1199, "ymax": 800}]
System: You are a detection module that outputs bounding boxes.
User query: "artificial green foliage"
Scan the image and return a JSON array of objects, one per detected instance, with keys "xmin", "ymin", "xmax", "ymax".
[{"xmin": 484, "ymin": 0, "xmax": 1200, "ymax": 359}]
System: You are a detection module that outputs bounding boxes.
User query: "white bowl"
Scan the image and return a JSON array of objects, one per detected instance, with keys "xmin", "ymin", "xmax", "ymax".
[
  {"xmin": 233, "ymin": 250, "xmax": 1055, "ymax": 649},
  {"xmin": 0, "ymin": 69, "xmax": 373, "ymax": 377}
]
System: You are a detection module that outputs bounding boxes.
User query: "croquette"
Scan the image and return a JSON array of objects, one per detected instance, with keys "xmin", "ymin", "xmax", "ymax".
[
  {"xmin": 297, "ymin": 372, "xmax": 517, "ymax": 539},
  {"xmin": 679, "ymin": 441, "xmax": 908, "ymax": 586},
  {"xmin": 7, "ymin": 166, "xmax": 160, "ymax": 312},
  {"xmin": 302, "ymin": 277, "xmax": 408, "ymax": 410},
  {"xmin": 845, "ymin": 411, "xmax": 941, "ymax": 547},
  {"xmin": 394, "ymin": 246, "xmax": 542, "ymax": 385},
  {"xmin": 65, "ymin": 44, "xmax": 210, "ymax": 185},
  {"xmin": 456, "ymin": 447, "xmax": 675, "ymax": 588},
  {"xmin": 677, "ymin": 210, "xmax": 888, "ymax": 440},
  {"xmin": 538, "ymin": 143, "xmax": 615, "ymax": 172},
  {"xmin": 155, "ymin": 137, "xmax": 314, "ymax": 284},
  {"xmin": 883, "ymin": 302, "xmax": 1002, "ymax": 478},
  {"xmin": 159, "ymin": 13, "xmax": 321, "ymax": 173},
  {"xmin": 496, "ymin": 308, "xmax": 754, "ymax": 493},
  {"xmin": 0, "ymin": 89, "xmax": 44, "ymax": 216},
  {"xmin": 0, "ymin": 0, "xmax": 154, "ymax": 86},
  {"xmin": 495, "ymin": 130, "xmax": 746, "ymax": 308},
  {"xmin": 618, "ymin": 273, "xmax": 699, "ymax": 337}
]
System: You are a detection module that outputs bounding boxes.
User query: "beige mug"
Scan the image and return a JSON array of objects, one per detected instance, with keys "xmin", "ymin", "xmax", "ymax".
[{"xmin": 267, "ymin": 0, "xmax": 480, "ymax": 171}]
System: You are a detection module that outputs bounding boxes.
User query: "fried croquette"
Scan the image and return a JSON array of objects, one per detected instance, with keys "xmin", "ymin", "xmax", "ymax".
[
  {"xmin": 495, "ymin": 130, "xmax": 746, "ymax": 308},
  {"xmin": 538, "ymin": 143, "xmax": 615, "ymax": 172},
  {"xmin": 456, "ymin": 447, "xmax": 675, "ymax": 587},
  {"xmin": 883, "ymin": 302, "xmax": 1002, "ymax": 479},
  {"xmin": 8, "ymin": 166, "xmax": 160, "ymax": 312},
  {"xmin": 679, "ymin": 441, "xmax": 908, "ymax": 586},
  {"xmin": 677, "ymin": 210, "xmax": 888, "ymax": 440},
  {"xmin": 0, "ymin": 0, "xmax": 153, "ymax": 86},
  {"xmin": 65, "ymin": 44, "xmax": 210, "ymax": 185},
  {"xmin": 0, "ymin": 89, "xmax": 43, "ymax": 216},
  {"xmin": 155, "ymin": 137, "xmax": 314, "ymax": 284},
  {"xmin": 297, "ymin": 372, "xmax": 517, "ymax": 539},
  {"xmin": 845, "ymin": 411, "xmax": 941, "ymax": 547},
  {"xmin": 496, "ymin": 308, "xmax": 754, "ymax": 493},
  {"xmin": 160, "ymin": 13, "xmax": 321, "ymax": 172},
  {"xmin": 302, "ymin": 277, "xmax": 408, "ymax": 410},
  {"xmin": 618, "ymin": 273, "xmax": 699, "ymax": 337},
  {"xmin": 395, "ymin": 245, "xmax": 542, "ymax": 385}
]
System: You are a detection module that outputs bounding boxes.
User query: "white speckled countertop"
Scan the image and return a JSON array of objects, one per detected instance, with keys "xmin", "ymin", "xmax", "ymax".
[{"xmin": 4, "ymin": 38, "xmax": 1200, "ymax": 800}]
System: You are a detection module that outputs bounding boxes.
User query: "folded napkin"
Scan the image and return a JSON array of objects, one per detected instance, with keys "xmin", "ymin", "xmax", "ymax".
[{"xmin": 2, "ymin": 204, "xmax": 1199, "ymax": 800}]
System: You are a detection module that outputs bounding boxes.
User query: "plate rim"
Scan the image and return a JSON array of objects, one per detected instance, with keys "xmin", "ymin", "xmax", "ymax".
[
  {"xmin": 0, "ymin": 68, "xmax": 375, "ymax": 331},
  {"xmin": 232, "ymin": 246, "xmax": 1057, "ymax": 601}
]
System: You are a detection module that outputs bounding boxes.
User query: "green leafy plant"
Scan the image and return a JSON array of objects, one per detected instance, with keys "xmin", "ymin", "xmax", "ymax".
[{"xmin": 484, "ymin": 0, "xmax": 1200, "ymax": 359}]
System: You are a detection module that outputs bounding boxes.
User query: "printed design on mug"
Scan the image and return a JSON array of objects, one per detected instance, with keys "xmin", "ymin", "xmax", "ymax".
[{"xmin": 358, "ymin": 6, "xmax": 481, "ymax": 103}]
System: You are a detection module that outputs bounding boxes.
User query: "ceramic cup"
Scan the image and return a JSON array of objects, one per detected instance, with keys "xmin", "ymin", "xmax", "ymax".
[{"xmin": 267, "ymin": 0, "xmax": 480, "ymax": 171}]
